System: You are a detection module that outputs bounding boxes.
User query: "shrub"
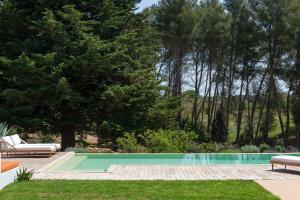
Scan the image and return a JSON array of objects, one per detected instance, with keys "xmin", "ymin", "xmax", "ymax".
[
  {"xmin": 211, "ymin": 110, "xmax": 228, "ymax": 143},
  {"xmin": 15, "ymin": 168, "xmax": 33, "ymax": 182},
  {"xmin": 65, "ymin": 147, "xmax": 90, "ymax": 153},
  {"xmin": 238, "ymin": 128, "xmax": 254, "ymax": 146},
  {"xmin": 188, "ymin": 143, "xmax": 240, "ymax": 153},
  {"xmin": 196, "ymin": 143, "xmax": 217, "ymax": 153},
  {"xmin": 287, "ymin": 146, "xmax": 298, "ymax": 152},
  {"xmin": 184, "ymin": 120, "xmax": 206, "ymax": 143},
  {"xmin": 75, "ymin": 139, "xmax": 90, "ymax": 148},
  {"xmin": 214, "ymin": 143, "xmax": 241, "ymax": 153},
  {"xmin": 263, "ymin": 149, "xmax": 276, "ymax": 153},
  {"xmin": 274, "ymin": 145, "xmax": 285, "ymax": 153},
  {"xmin": 116, "ymin": 133, "xmax": 139, "ymax": 153},
  {"xmin": 142, "ymin": 130, "xmax": 197, "ymax": 153},
  {"xmin": 259, "ymin": 143, "xmax": 270, "ymax": 153},
  {"xmin": 39, "ymin": 134, "xmax": 55, "ymax": 143},
  {"xmin": 219, "ymin": 148, "xmax": 241, "ymax": 153},
  {"xmin": 240, "ymin": 145, "xmax": 260, "ymax": 153}
]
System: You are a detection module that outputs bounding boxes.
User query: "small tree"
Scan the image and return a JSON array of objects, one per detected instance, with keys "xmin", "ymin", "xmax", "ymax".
[{"xmin": 211, "ymin": 109, "xmax": 228, "ymax": 143}]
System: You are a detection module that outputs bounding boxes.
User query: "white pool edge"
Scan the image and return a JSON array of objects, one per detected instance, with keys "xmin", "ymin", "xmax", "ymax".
[{"xmin": 37, "ymin": 152, "xmax": 75, "ymax": 173}]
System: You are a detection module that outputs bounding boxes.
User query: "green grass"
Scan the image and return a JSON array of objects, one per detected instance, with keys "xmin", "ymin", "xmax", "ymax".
[{"xmin": 0, "ymin": 180, "xmax": 279, "ymax": 200}]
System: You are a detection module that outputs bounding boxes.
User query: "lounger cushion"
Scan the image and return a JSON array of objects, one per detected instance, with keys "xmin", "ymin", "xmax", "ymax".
[
  {"xmin": 18, "ymin": 143, "xmax": 61, "ymax": 149},
  {"xmin": 1, "ymin": 136, "xmax": 14, "ymax": 146},
  {"xmin": 10, "ymin": 134, "xmax": 21, "ymax": 145},
  {"xmin": 13, "ymin": 144, "xmax": 56, "ymax": 151},
  {"xmin": 3, "ymin": 134, "xmax": 61, "ymax": 150},
  {"xmin": 271, "ymin": 156, "xmax": 300, "ymax": 165},
  {"xmin": 1, "ymin": 161, "xmax": 20, "ymax": 173}
]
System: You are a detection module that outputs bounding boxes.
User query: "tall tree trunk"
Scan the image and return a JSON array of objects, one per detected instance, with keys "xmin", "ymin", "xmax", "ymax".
[
  {"xmin": 263, "ymin": 33, "xmax": 277, "ymax": 143},
  {"xmin": 192, "ymin": 52, "xmax": 204, "ymax": 125},
  {"xmin": 226, "ymin": 13, "xmax": 237, "ymax": 130},
  {"xmin": 211, "ymin": 81, "xmax": 219, "ymax": 123},
  {"xmin": 207, "ymin": 58, "xmax": 213, "ymax": 132},
  {"xmin": 61, "ymin": 126, "xmax": 76, "ymax": 150},
  {"xmin": 277, "ymin": 109, "xmax": 285, "ymax": 137},
  {"xmin": 236, "ymin": 65, "xmax": 245, "ymax": 142},
  {"xmin": 172, "ymin": 51, "xmax": 184, "ymax": 128},
  {"xmin": 220, "ymin": 67, "xmax": 226, "ymax": 110},
  {"xmin": 249, "ymin": 67, "xmax": 268, "ymax": 132},
  {"xmin": 192, "ymin": 61, "xmax": 199, "ymax": 125},
  {"xmin": 201, "ymin": 64, "xmax": 210, "ymax": 124},
  {"xmin": 281, "ymin": 81, "xmax": 293, "ymax": 147},
  {"xmin": 255, "ymin": 92, "xmax": 268, "ymax": 142}
]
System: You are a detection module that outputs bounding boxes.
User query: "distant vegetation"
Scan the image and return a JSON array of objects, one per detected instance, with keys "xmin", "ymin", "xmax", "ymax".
[{"xmin": 0, "ymin": 0, "xmax": 299, "ymax": 151}]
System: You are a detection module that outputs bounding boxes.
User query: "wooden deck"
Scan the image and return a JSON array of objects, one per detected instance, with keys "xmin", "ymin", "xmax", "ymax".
[
  {"xmin": 1, "ymin": 152, "xmax": 70, "ymax": 171},
  {"xmin": 3, "ymin": 152, "xmax": 300, "ymax": 180},
  {"xmin": 33, "ymin": 165, "xmax": 300, "ymax": 180}
]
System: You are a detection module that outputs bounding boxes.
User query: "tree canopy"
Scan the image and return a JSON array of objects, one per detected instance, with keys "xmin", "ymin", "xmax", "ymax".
[{"xmin": 1, "ymin": 0, "xmax": 300, "ymax": 150}]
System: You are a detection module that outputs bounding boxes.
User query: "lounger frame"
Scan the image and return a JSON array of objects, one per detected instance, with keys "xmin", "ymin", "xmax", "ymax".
[{"xmin": 0, "ymin": 141, "xmax": 56, "ymax": 157}]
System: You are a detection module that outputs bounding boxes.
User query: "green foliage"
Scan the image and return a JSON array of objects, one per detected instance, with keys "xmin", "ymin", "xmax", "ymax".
[
  {"xmin": 1, "ymin": 0, "xmax": 299, "ymax": 150},
  {"xmin": 189, "ymin": 143, "xmax": 240, "ymax": 153},
  {"xmin": 211, "ymin": 110, "xmax": 228, "ymax": 143},
  {"xmin": 38, "ymin": 134, "xmax": 55, "ymax": 143},
  {"xmin": 0, "ymin": 122, "xmax": 12, "ymax": 137},
  {"xmin": 141, "ymin": 129, "xmax": 197, "ymax": 153},
  {"xmin": 240, "ymin": 145, "xmax": 260, "ymax": 153},
  {"xmin": 192, "ymin": 143, "xmax": 217, "ymax": 153},
  {"xmin": 65, "ymin": 147, "xmax": 90, "ymax": 153},
  {"xmin": 155, "ymin": 0, "xmax": 195, "ymax": 53},
  {"xmin": 0, "ymin": 0, "xmax": 159, "ymax": 149},
  {"xmin": 146, "ymin": 96, "xmax": 179, "ymax": 130},
  {"xmin": 184, "ymin": 120, "xmax": 206, "ymax": 143},
  {"xmin": 219, "ymin": 149, "xmax": 241, "ymax": 153},
  {"xmin": 259, "ymin": 143, "xmax": 270, "ymax": 153},
  {"xmin": 287, "ymin": 146, "xmax": 298, "ymax": 152},
  {"xmin": 274, "ymin": 145, "xmax": 285, "ymax": 153},
  {"xmin": 116, "ymin": 129, "xmax": 198, "ymax": 153},
  {"xmin": 116, "ymin": 133, "xmax": 140, "ymax": 153},
  {"xmin": 15, "ymin": 168, "xmax": 33, "ymax": 182},
  {"xmin": 75, "ymin": 139, "xmax": 91, "ymax": 148}
]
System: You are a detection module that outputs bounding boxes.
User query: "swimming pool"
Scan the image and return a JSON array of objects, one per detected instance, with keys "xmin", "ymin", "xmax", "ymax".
[{"xmin": 49, "ymin": 153, "xmax": 300, "ymax": 172}]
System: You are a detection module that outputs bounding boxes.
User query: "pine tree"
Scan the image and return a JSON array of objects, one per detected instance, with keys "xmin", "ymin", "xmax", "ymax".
[
  {"xmin": 155, "ymin": 0, "xmax": 195, "ymax": 128},
  {"xmin": 0, "ymin": 0, "xmax": 159, "ymax": 149}
]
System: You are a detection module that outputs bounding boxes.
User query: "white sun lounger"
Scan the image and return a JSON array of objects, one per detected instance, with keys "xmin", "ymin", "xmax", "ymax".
[
  {"xmin": 270, "ymin": 155, "xmax": 300, "ymax": 170},
  {"xmin": 0, "ymin": 134, "xmax": 61, "ymax": 157}
]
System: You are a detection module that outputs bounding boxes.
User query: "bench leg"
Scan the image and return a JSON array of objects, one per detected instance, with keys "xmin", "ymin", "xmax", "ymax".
[
  {"xmin": 285, "ymin": 165, "xmax": 287, "ymax": 170},
  {"xmin": 272, "ymin": 164, "xmax": 274, "ymax": 171}
]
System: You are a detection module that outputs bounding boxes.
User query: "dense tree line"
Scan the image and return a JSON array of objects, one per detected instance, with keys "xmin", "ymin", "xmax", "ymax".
[
  {"xmin": 153, "ymin": 0, "xmax": 300, "ymax": 147},
  {"xmin": 0, "ymin": 0, "xmax": 300, "ymax": 150}
]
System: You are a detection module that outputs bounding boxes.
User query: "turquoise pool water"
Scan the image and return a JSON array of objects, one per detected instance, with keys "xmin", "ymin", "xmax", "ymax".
[{"xmin": 50, "ymin": 153, "xmax": 300, "ymax": 172}]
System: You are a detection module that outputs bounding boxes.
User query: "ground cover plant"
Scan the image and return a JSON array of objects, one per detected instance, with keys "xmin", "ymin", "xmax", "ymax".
[
  {"xmin": 15, "ymin": 168, "xmax": 34, "ymax": 182},
  {"xmin": 0, "ymin": 180, "xmax": 279, "ymax": 200}
]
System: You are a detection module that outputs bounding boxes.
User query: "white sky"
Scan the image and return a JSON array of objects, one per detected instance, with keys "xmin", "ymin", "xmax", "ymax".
[{"xmin": 136, "ymin": 0, "xmax": 160, "ymax": 12}]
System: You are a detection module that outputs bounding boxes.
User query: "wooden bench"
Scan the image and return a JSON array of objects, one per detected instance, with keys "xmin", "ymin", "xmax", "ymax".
[{"xmin": 270, "ymin": 156, "xmax": 300, "ymax": 171}]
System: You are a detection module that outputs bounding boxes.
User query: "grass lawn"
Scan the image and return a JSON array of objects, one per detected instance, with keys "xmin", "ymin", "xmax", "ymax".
[{"xmin": 0, "ymin": 180, "xmax": 279, "ymax": 200}]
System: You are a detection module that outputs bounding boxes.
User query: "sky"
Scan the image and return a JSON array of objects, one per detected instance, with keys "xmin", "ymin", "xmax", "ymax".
[{"xmin": 136, "ymin": 0, "xmax": 160, "ymax": 12}]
